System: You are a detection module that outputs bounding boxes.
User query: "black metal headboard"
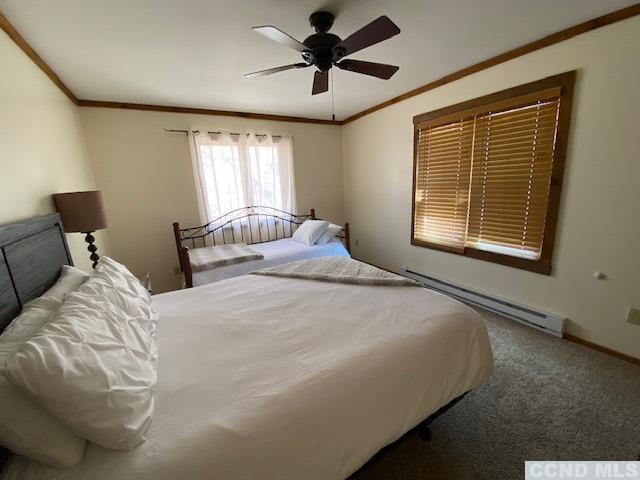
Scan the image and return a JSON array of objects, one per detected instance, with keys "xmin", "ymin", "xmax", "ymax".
[
  {"xmin": 0, "ymin": 213, "xmax": 73, "ymax": 332},
  {"xmin": 175, "ymin": 206, "xmax": 317, "ymax": 249}
]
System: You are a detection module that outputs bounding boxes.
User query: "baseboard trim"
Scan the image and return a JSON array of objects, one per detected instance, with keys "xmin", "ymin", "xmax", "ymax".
[
  {"xmin": 352, "ymin": 257, "xmax": 393, "ymax": 272},
  {"xmin": 564, "ymin": 334, "xmax": 640, "ymax": 366}
]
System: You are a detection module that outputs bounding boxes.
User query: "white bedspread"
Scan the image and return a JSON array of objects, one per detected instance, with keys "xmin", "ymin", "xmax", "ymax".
[
  {"xmin": 192, "ymin": 237, "xmax": 349, "ymax": 285},
  {"xmin": 5, "ymin": 275, "xmax": 493, "ymax": 480}
]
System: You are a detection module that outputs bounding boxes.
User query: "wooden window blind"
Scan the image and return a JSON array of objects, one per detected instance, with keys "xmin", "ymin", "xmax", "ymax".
[
  {"xmin": 414, "ymin": 116, "xmax": 474, "ymax": 250},
  {"xmin": 411, "ymin": 72, "xmax": 574, "ymax": 274},
  {"xmin": 466, "ymin": 92, "xmax": 560, "ymax": 259}
]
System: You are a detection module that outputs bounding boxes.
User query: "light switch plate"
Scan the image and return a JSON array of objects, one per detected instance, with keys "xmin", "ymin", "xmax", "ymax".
[{"xmin": 626, "ymin": 307, "xmax": 640, "ymax": 326}]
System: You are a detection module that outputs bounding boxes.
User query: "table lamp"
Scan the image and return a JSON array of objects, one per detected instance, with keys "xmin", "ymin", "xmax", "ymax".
[{"xmin": 53, "ymin": 190, "xmax": 108, "ymax": 269}]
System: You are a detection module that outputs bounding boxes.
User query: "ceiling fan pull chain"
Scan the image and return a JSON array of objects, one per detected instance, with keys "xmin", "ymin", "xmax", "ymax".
[{"xmin": 331, "ymin": 69, "xmax": 336, "ymax": 121}]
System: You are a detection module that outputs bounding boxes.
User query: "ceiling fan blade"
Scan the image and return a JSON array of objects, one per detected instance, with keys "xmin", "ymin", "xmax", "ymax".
[
  {"xmin": 335, "ymin": 59, "xmax": 399, "ymax": 79},
  {"xmin": 251, "ymin": 26, "xmax": 308, "ymax": 53},
  {"xmin": 244, "ymin": 63, "xmax": 309, "ymax": 78},
  {"xmin": 312, "ymin": 70, "xmax": 329, "ymax": 95},
  {"xmin": 334, "ymin": 16, "xmax": 400, "ymax": 57}
]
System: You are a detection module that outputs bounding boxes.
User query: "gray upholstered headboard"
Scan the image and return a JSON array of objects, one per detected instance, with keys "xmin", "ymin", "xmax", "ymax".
[{"xmin": 0, "ymin": 213, "xmax": 73, "ymax": 332}]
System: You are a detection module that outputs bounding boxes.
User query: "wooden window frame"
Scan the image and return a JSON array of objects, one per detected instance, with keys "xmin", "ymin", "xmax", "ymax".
[{"xmin": 410, "ymin": 71, "xmax": 576, "ymax": 275}]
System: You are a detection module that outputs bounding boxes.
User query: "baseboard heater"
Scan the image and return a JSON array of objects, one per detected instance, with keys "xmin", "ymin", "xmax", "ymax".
[{"xmin": 401, "ymin": 267, "xmax": 566, "ymax": 337}]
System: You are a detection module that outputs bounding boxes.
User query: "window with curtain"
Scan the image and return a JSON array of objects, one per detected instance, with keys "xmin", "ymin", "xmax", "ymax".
[
  {"xmin": 411, "ymin": 72, "xmax": 575, "ymax": 274},
  {"xmin": 192, "ymin": 131, "xmax": 296, "ymax": 222}
]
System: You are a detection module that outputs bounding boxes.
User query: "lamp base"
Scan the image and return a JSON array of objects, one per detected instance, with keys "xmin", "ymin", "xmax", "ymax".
[{"xmin": 83, "ymin": 231, "xmax": 100, "ymax": 269}]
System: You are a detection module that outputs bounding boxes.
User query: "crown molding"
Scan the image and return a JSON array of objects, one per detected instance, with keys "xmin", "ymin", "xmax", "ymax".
[
  {"xmin": 341, "ymin": 3, "xmax": 640, "ymax": 124},
  {"xmin": 0, "ymin": 10, "xmax": 78, "ymax": 104},
  {"xmin": 76, "ymin": 100, "xmax": 341, "ymax": 125},
  {"xmin": 2, "ymin": 5, "xmax": 639, "ymax": 124},
  {"xmin": 0, "ymin": 8, "xmax": 338, "ymax": 125}
]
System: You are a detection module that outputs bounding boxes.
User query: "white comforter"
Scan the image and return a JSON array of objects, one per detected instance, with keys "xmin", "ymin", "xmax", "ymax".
[
  {"xmin": 192, "ymin": 237, "xmax": 349, "ymax": 285},
  {"xmin": 6, "ymin": 274, "xmax": 493, "ymax": 480}
]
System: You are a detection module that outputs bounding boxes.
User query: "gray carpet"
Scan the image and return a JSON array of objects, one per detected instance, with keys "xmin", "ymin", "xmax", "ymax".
[{"xmin": 351, "ymin": 308, "xmax": 640, "ymax": 480}]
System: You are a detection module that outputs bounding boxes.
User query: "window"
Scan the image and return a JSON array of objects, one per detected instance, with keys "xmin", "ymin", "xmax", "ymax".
[
  {"xmin": 411, "ymin": 71, "xmax": 575, "ymax": 274},
  {"xmin": 192, "ymin": 132, "xmax": 296, "ymax": 222}
]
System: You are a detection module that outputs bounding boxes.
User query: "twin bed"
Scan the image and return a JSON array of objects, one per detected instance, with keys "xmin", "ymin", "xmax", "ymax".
[
  {"xmin": 1, "ymin": 214, "xmax": 493, "ymax": 479},
  {"xmin": 173, "ymin": 206, "xmax": 351, "ymax": 287}
]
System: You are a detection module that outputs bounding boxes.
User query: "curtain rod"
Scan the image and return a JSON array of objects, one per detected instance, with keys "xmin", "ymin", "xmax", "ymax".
[{"xmin": 164, "ymin": 129, "xmax": 282, "ymax": 138}]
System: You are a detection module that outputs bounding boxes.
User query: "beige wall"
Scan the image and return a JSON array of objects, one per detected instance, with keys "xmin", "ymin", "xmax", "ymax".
[
  {"xmin": 0, "ymin": 30, "xmax": 106, "ymax": 272},
  {"xmin": 79, "ymin": 108, "xmax": 343, "ymax": 293},
  {"xmin": 342, "ymin": 16, "xmax": 640, "ymax": 358}
]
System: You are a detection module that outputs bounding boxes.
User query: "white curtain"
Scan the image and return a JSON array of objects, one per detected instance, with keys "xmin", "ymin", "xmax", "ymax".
[{"xmin": 191, "ymin": 131, "xmax": 296, "ymax": 223}]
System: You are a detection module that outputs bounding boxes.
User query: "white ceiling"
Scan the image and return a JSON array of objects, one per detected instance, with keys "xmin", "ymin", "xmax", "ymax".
[{"xmin": 1, "ymin": 0, "xmax": 636, "ymax": 120}]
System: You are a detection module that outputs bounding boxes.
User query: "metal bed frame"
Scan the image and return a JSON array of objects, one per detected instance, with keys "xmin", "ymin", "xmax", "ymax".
[{"xmin": 173, "ymin": 206, "xmax": 350, "ymax": 288}]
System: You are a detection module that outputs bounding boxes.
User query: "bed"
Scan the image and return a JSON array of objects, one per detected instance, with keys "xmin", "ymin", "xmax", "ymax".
[
  {"xmin": 173, "ymin": 206, "xmax": 350, "ymax": 287},
  {"xmin": 189, "ymin": 236, "xmax": 349, "ymax": 285},
  {"xmin": 1, "ymin": 214, "xmax": 493, "ymax": 480}
]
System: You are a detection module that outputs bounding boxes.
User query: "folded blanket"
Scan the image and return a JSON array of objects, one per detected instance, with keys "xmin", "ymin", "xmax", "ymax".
[
  {"xmin": 252, "ymin": 256, "xmax": 420, "ymax": 287},
  {"xmin": 189, "ymin": 243, "xmax": 264, "ymax": 272}
]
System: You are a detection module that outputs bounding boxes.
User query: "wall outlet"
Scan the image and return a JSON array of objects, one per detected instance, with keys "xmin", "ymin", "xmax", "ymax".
[{"xmin": 626, "ymin": 307, "xmax": 640, "ymax": 326}]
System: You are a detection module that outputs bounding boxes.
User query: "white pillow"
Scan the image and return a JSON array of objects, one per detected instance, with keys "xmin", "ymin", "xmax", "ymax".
[
  {"xmin": 94, "ymin": 257, "xmax": 157, "ymax": 337},
  {"xmin": 97, "ymin": 257, "xmax": 150, "ymax": 300},
  {"xmin": 0, "ymin": 297, "xmax": 87, "ymax": 467},
  {"xmin": 292, "ymin": 220, "xmax": 329, "ymax": 246},
  {"xmin": 41, "ymin": 265, "xmax": 89, "ymax": 302},
  {"xmin": 315, "ymin": 223, "xmax": 342, "ymax": 245},
  {"xmin": 3, "ymin": 262, "xmax": 158, "ymax": 451}
]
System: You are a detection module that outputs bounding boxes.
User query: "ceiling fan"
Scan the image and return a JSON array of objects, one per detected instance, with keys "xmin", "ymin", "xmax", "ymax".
[{"xmin": 245, "ymin": 11, "xmax": 401, "ymax": 95}]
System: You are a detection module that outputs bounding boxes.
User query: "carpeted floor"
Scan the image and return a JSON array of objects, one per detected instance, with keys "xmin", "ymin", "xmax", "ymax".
[{"xmin": 351, "ymin": 308, "xmax": 640, "ymax": 480}]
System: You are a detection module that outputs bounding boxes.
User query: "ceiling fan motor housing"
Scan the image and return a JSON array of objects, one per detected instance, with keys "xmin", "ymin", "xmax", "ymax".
[
  {"xmin": 303, "ymin": 33, "xmax": 342, "ymax": 71},
  {"xmin": 303, "ymin": 11, "xmax": 347, "ymax": 71}
]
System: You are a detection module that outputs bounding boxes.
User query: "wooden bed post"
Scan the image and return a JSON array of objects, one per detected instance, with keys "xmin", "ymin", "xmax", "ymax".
[
  {"xmin": 310, "ymin": 208, "xmax": 316, "ymax": 220},
  {"xmin": 181, "ymin": 246, "xmax": 193, "ymax": 288},
  {"xmin": 343, "ymin": 222, "xmax": 351, "ymax": 253}
]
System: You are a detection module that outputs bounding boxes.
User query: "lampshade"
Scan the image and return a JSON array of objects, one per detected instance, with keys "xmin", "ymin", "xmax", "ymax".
[{"xmin": 53, "ymin": 191, "xmax": 108, "ymax": 233}]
